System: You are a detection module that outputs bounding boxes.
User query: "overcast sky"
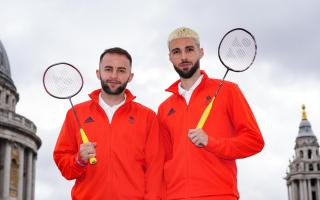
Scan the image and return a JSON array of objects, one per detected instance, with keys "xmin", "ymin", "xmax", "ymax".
[{"xmin": 1, "ymin": 0, "xmax": 320, "ymax": 199}]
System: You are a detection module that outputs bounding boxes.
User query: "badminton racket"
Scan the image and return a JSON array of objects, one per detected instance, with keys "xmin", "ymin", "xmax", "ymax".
[
  {"xmin": 43, "ymin": 62, "xmax": 97, "ymax": 164},
  {"xmin": 196, "ymin": 28, "xmax": 257, "ymax": 128}
]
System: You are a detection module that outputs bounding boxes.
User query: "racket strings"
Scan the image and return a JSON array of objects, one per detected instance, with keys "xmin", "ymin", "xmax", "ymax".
[
  {"xmin": 219, "ymin": 30, "xmax": 256, "ymax": 71},
  {"xmin": 43, "ymin": 64, "xmax": 83, "ymax": 98}
]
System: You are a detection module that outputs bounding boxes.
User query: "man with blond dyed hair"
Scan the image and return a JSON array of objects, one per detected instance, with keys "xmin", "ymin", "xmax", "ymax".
[{"xmin": 157, "ymin": 27, "xmax": 264, "ymax": 199}]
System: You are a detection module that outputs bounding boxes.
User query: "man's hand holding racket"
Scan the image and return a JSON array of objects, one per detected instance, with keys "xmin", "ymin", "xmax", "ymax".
[
  {"xmin": 78, "ymin": 142, "xmax": 97, "ymax": 166},
  {"xmin": 188, "ymin": 129, "xmax": 208, "ymax": 147}
]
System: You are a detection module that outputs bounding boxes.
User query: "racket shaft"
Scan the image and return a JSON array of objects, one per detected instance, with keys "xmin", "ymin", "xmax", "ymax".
[
  {"xmin": 196, "ymin": 72, "xmax": 226, "ymax": 129},
  {"xmin": 196, "ymin": 96, "xmax": 216, "ymax": 128},
  {"xmin": 80, "ymin": 128, "xmax": 97, "ymax": 164}
]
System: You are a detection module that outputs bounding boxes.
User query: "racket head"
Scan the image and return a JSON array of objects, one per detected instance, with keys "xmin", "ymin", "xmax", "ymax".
[
  {"xmin": 43, "ymin": 62, "xmax": 84, "ymax": 99},
  {"xmin": 218, "ymin": 28, "xmax": 257, "ymax": 72}
]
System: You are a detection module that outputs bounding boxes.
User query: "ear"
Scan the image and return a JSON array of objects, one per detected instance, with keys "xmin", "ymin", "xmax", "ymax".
[
  {"xmin": 168, "ymin": 52, "xmax": 173, "ymax": 63},
  {"xmin": 128, "ymin": 73, "xmax": 134, "ymax": 83},
  {"xmin": 96, "ymin": 69, "xmax": 101, "ymax": 80},
  {"xmin": 199, "ymin": 48, "xmax": 204, "ymax": 59}
]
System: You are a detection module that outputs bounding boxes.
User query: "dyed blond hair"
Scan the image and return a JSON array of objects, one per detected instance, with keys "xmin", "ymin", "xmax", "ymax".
[{"xmin": 168, "ymin": 27, "xmax": 200, "ymax": 47}]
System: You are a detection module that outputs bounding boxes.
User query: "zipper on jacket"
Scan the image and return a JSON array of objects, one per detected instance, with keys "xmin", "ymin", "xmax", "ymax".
[
  {"xmin": 96, "ymin": 104, "xmax": 113, "ymax": 195},
  {"xmin": 185, "ymin": 106, "xmax": 191, "ymax": 198},
  {"xmin": 182, "ymin": 88, "xmax": 201, "ymax": 198},
  {"xmin": 180, "ymin": 95, "xmax": 190, "ymax": 198}
]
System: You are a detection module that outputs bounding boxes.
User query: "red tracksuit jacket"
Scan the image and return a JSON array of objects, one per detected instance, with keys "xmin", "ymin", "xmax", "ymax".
[
  {"xmin": 54, "ymin": 89, "xmax": 163, "ymax": 200},
  {"xmin": 157, "ymin": 71, "xmax": 264, "ymax": 199}
]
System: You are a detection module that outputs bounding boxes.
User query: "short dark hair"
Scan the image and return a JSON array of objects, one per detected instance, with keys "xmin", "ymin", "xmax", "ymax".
[{"xmin": 99, "ymin": 47, "xmax": 132, "ymax": 66}]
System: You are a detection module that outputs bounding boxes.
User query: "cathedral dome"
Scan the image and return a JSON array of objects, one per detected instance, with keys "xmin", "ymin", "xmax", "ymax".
[
  {"xmin": 0, "ymin": 40, "xmax": 16, "ymax": 91},
  {"xmin": 0, "ymin": 41, "xmax": 11, "ymax": 76},
  {"xmin": 0, "ymin": 40, "xmax": 19, "ymax": 111},
  {"xmin": 297, "ymin": 104, "xmax": 315, "ymax": 137}
]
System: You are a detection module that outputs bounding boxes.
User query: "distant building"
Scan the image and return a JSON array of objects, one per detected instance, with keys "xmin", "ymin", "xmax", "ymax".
[
  {"xmin": 285, "ymin": 105, "xmax": 320, "ymax": 200},
  {"xmin": 0, "ymin": 41, "xmax": 41, "ymax": 200}
]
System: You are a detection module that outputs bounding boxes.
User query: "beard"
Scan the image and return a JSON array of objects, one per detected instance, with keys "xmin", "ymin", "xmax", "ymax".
[
  {"xmin": 100, "ymin": 79, "xmax": 128, "ymax": 95},
  {"xmin": 174, "ymin": 60, "xmax": 200, "ymax": 79}
]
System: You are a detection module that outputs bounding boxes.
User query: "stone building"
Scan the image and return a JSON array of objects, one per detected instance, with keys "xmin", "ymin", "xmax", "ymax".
[
  {"xmin": 285, "ymin": 105, "xmax": 320, "ymax": 200},
  {"xmin": 0, "ymin": 41, "xmax": 41, "ymax": 200}
]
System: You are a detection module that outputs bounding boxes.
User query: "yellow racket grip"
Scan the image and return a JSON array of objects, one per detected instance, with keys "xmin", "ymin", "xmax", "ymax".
[
  {"xmin": 196, "ymin": 97, "xmax": 215, "ymax": 129},
  {"xmin": 80, "ymin": 128, "xmax": 97, "ymax": 165}
]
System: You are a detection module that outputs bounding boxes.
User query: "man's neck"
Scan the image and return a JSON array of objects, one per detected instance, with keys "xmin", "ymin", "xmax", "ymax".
[
  {"xmin": 180, "ymin": 70, "xmax": 201, "ymax": 91},
  {"xmin": 101, "ymin": 91, "xmax": 126, "ymax": 107}
]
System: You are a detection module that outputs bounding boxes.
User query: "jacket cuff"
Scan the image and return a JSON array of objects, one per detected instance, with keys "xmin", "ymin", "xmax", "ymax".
[
  {"xmin": 73, "ymin": 155, "xmax": 88, "ymax": 172},
  {"xmin": 204, "ymin": 135, "xmax": 220, "ymax": 153},
  {"xmin": 76, "ymin": 159, "xmax": 88, "ymax": 167}
]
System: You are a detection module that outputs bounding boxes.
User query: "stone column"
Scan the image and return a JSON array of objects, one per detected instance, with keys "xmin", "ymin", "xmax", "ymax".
[
  {"xmin": 287, "ymin": 184, "xmax": 292, "ymax": 200},
  {"xmin": 289, "ymin": 183, "xmax": 295, "ymax": 200},
  {"xmin": 2, "ymin": 141, "xmax": 12, "ymax": 199},
  {"xmin": 31, "ymin": 154, "xmax": 36, "ymax": 200},
  {"xmin": 299, "ymin": 180, "xmax": 303, "ymax": 200},
  {"xmin": 301, "ymin": 179, "xmax": 308, "ymax": 200},
  {"xmin": 307, "ymin": 179, "xmax": 312, "ymax": 200},
  {"xmin": 305, "ymin": 179, "xmax": 309, "ymax": 200},
  {"xmin": 18, "ymin": 146, "xmax": 25, "ymax": 200},
  {"xmin": 317, "ymin": 179, "xmax": 320, "ymax": 200},
  {"xmin": 292, "ymin": 181, "xmax": 297, "ymax": 200},
  {"xmin": 26, "ymin": 150, "xmax": 33, "ymax": 200}
]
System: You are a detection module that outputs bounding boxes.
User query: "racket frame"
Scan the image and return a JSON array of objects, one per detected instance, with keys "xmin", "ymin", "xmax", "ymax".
[
  {"xmin": 218, "ymin": 28, "xmax": 257, "ymax": 73},
  {"xmin": 42, "ymin": 62, "xmax": 84, "ymax": 99}
]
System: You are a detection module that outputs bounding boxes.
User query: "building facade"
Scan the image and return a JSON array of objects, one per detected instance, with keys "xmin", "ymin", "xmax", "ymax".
[
  {"xmin": 0, "ymin": 41, "xmax": 41, "ymax": 200},
  {"xmin": 286, "ymin": 105, "xmax": 320, "ymax": 200}
]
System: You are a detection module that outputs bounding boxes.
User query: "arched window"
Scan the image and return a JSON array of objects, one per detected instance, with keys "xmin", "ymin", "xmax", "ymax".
[
  {"xmin": 5, "ymin": 94, "xmax": 9, "ymax": 104},
  {"xmin": 308, "ymin": 149, "xmax": 312, "ymax": 159},
  {"xmin": 300, "ymin": 150, "xmax": 304, "ymax": 158},
  {"xmin": 309, "ymin": 163, "xmax": 314, "ymax": 171}
]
